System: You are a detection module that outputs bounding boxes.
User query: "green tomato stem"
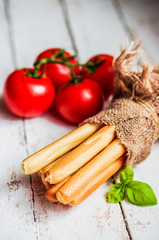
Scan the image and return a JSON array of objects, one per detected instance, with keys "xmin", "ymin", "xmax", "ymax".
[{"xmin": 32, "ymin": 49, "xmax": 106, "ymax": 80}]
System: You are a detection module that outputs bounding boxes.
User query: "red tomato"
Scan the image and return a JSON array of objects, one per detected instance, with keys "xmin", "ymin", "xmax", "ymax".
[
  {"xmin": 35, "ymin": 48, "xmax": 80, "ymax": 91},
  {"xmin": 3, "ymin": 69, "xmax": 55, "ymax": 118},
  {"xmin": 55, "ymin": 79, "xmax": 104, "ymax": 124},
  {"xmin": 82, "ymin": 54, "xmax": 114, "ymax": 100}
]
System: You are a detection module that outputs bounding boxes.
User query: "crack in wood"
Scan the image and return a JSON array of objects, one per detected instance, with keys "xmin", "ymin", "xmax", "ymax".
[
  {"xmin": 111, "ymin": 177, "xmax": 132, "ymax": 240},
  {"xmin": 111, "ymin": 0, "xmax": 134, "ymax": 41},
  {"xmin": 110, "ymin": 2, "xmax": 135, "ymax": 238},
  {"xmin": 119, "ymin": 202, "xmax": 133, "ymax": 240},
  {"xmin": 3, "ymin": 1, "xmax": 38, "ymax": 239},
  {"xmin": 58, "ymin": 1, "xmax": 133, "ymax": 238},
  {"xmin": 3, "ymin": 0, "xmax": 18, "ymax": 68},
  {"xmin": 23, "ymin": 121, "xmax": 39, "ymax": 240},
  {"xmin": 30, "ymin": 175, "xmax": 38, "ymax": 240},
  {"xmin": 58, "ymin": 0, "xmax": 79, "ymax": 58},
  {"xmin": 112, "ymin": 0, "xmax": 158, "ymax": 63}
]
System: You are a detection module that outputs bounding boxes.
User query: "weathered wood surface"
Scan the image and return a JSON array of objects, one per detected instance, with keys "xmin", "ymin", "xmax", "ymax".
[
  {"xmin": 0, "ymin": 1, "xmax": 35, "ymax": 239},
  {"xmin": 0, "ymin": 0, "xmax": 158, "ymax": 239},
  {"xmin": 113, "ymin": 1, "xmax": 159, "ymax": 239}
]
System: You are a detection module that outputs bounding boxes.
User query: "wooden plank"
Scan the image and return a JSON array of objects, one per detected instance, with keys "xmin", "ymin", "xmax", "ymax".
[
  {"xmin": 67, "ymin": 0, "xmax": 159, "ymax": 239},
  {"xmin": 9, "ymin": 0, "xmax": 76, "ymax": 239},
  {"xmin": 64, "ymin": 0, "xmax": 132, "ymax": 239},
  {"xmin": 9, "ymin": 0, "xmax": 129, "ymax": 239},
  {"xmin": 9, "ymin": 0, "xmax": 76, "ymax": 159},
  {"xmin": 0, "ymin": 1, "xmax": 36, "ymax": 239},
  {"xmin": 65, "ymin": 0, "xmax": 127, "ymax": 63},
  {"xmin": 120, "ymin": 145, "xmax": 159, "ymax": 240},
  {"xmin": 10, "ymin": 0, "xmax": 73, "ymax": 68},
  {"xmin": 112, "ymin": 1, "xmax": 159, "ymax": 239},
  {"xmin": 117, "ymin": 0, "xmax": 159, "ymax": 62}
]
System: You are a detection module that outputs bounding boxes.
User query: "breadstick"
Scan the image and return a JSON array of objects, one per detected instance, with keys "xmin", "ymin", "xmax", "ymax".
[
  {"xmin": 40, "ymin": 148, "xmax": 76, "ymax": 186},
  {"xmin": 40, "ymin": 153, "xmax": 68, "ymax": 185},
  {"xmin": 22, "ymin": 123, "xmax": 102, "ymax": 175},
  {"xmin": 41, "ymin": 172, "xmax": 50, "ymax": 187},
  {"xmin": 69, "ymin": 156, "xmax": 125, "ymax": 206},
  {"xmin": 39, "ymin": 158, "xmax": 61, "ymax": 175},
  {"xmin": 40, "ymin": 158, "xmax": 61, "ymax": 186},
  {"xmin": 56, "ymin": 138, "xmax": 125, "ymax": 204},
  {"xmin": 45, "ymin": 125, "xmax": 116, "ymax": 184},
  {"xmin": 45, "ymin": 176, "xmax": 72, "ymax": 202}
]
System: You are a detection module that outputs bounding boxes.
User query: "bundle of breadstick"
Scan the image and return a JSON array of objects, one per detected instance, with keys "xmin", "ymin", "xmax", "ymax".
[{"xmin": 22, "ymin": 42, "xmax": 159, "ymax": 206}]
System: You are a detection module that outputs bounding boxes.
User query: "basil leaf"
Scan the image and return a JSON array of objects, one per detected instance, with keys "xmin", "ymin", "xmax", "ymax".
[
  {"xmin": 108, "ymin": 183, "xmax": 125, "ymax": 203},
  {"xmin": 125, "ymin": 181, "xmax": 157, "ymax": 206},
  {"xmin": 120, "ymin": 166, "xmax": 134, "ymax": 185}
]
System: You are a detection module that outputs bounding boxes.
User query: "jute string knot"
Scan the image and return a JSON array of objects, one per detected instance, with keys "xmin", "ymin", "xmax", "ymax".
[
  {"xmin": 84, "ymin": 42, "xmax": 159, "ymax": 167},
  {"xmin": 135, "ymin": 99, "xmax": 159, "ymax": 138}
]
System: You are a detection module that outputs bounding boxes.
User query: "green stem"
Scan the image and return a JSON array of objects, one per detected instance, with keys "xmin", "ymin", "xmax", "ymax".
[
  {"xmin": 33, "ymin": 49, "xmax": 79, "ymax": 79},
  {"xmin": 31, "ymin": 49, "xmax": 106, "ymax": 80}
]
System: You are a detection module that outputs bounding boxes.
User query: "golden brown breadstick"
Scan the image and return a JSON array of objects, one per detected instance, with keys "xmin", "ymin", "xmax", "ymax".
[
  {"xmin": 40, "ymin": 158, "xmax": 61, "ymax": 186},
  {"xmin": 45, "ymin": 125, "xmax": 116, "ymax": 184},
  {"xmin": 41, "ymin": 172, "xmax": 50, "ymax": 187},
  {"xmin": 40, "ymin": 148, "xmax": 76, "ymax": 186},
  {"xmin": 69, "ymin": 156, "xmax": 125, "ymax": 206},
  {"xmin": 22, "ymin": 123, "xmax": 102, "ymax": 175},
  {"xmin": 45, "ymin": 176, "xmax": 72, "ymax": 202},
  {"xmin": 39, "ymin": 158, "xmax": 61, "ymax": 175},
  {"xmin": 56, "ymin": 138, "xmax": 125, "ymax": 204}
]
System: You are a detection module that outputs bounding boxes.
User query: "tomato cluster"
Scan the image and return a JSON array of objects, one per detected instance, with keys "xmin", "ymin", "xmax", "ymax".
[{"xmin": 3, "ymin": 48, "xmax": 114, "ymax": 124}]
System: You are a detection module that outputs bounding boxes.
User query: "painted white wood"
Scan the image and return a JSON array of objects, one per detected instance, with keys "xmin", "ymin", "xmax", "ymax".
[
  {"xmin": 114, "ymin": 1, "xmax": 159, "ymax": 239},
  {"xmin": 10, "ymin": 0, "xmax": 73, "ymax": 68},
  {"xmin": 67, "ymin": 0, "xmax": 159, "ymax": 239},
  {"xmin": 0, "ymin": 1, "xmax": 36, "ymax": 239},
  {"xmin": 69, "ymin": 0, "xmax": 159, "ymax": 238},
  {"xmin": 9, "ymin": 1, "xmax": 76, "ymax": 239},
  {"xmin": 120, "ymin": 0, "xmax": 159, "ymax": 63},
  {"xmin": 66, "ymin": 0, "xmax": 127, "ymax": 63},
  {"xmin": 1, "ymin": 0, "xmax": 158, "ymax": 239},
  {"xmin": 9, "ymin": 0, "xmax": 129, "ymax": 239},
  {"xmin": 10, "ymin": 0, "xmax": 76, "ymax": 151},
  {"xmin": 120, "ymin": 144, "xmax": 159, "ymax": 240}
]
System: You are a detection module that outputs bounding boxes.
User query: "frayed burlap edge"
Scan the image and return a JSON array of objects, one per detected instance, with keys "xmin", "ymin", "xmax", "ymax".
[{"xmin": 83, "ymin": 42, "xmax": 159, "ymax": 168}]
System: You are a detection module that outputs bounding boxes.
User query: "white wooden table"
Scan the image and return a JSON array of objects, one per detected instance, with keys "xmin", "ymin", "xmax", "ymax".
[{"xmin": 0, "ymin": 0, "xmax": 159, "ymax": 239}]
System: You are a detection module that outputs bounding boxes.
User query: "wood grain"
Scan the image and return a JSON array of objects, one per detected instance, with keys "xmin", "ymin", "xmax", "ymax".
[
  {"xmin": 7, "ymin": 0, "xmax": 129, "ymax": 239},
  {"xmin": 0, "ymin": 0, "xmax": 159, "ymax": 239},
  {"xmin": 113, "ymin": 1, "xmax": 159, "ymax": 239},
  {"xmin": 0, "ymin": 1, "xmax": 36, "ymax": 239}
]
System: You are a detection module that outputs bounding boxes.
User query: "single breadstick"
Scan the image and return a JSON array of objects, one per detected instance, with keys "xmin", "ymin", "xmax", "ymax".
[
  {"xmin": 45, "ymin": 125, "xmax": 116, "ymax": 184},
  {"xmin": 37, "ymin": 171, "xmax": 41, "ymax": 177},
  {"xmin": 39, "ymin": 158, "xmax": 61, "ymax": 175},
  {"xmin": 41, "ymin": 159, "xmax": 61, "ymax": 186},
  {"xmin": 39, "ymin": 158, "xmax": 61, "ymax": 183},
  {"xmin": 69, "ymin": 156, "xmax": 125, "ymax": 206},
  {"xmin": 40, "ymin": 149, "xmax": 75, "ymax": 186},
  {"xmin": 45, "ymin": 176, "xmax": 72, "ymax": 202},
  {"xmin": 39, "ymin": 156, "xmax": 63, "ymax": 186},
  {"xmin": 41, "ymin": 172, "xmax": 51, "ymax": 187},
  {"xmin": 56, "ymin": 138, "xmax": 125, "ymax": 204},
  {"xmin": 22, "ymin": 123, "xmax": 102, "ymax": 175}
]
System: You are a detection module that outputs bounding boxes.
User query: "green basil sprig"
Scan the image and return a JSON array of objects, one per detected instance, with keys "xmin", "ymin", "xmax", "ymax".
[{"xmin": 108, "ymin": 166, "xmax": 157, "ymax": 207}]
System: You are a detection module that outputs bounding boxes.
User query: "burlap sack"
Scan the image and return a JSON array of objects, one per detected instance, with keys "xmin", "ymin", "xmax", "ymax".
[{"xmin": 84, "ymin": 43, "xmax": 159, "ymax": 167}]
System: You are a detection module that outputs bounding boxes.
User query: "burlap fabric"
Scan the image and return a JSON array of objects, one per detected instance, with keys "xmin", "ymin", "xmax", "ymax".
[{"xmin": 84, "ymin": 43, "xmax": 159, "ymax": 167}]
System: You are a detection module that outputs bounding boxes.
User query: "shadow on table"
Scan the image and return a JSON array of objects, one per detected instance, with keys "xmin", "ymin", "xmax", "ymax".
[
  {"xmin": 32, "ymin": 173, "xmax": 72, "ymax": 211},
  {"xmin": 0, "ymin": 95, "xmax": 76, "ymax": 128},
  {"xmin": 45, "ymin": 104, "xmax": 77, "ymax": 128},
  {"xmin": 0, "ymin": 96, "xmax": 19, "ymax": 121},
  {"xmin": 19, "ymin": 172, "xmax": 71, "ymax": 212}
]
